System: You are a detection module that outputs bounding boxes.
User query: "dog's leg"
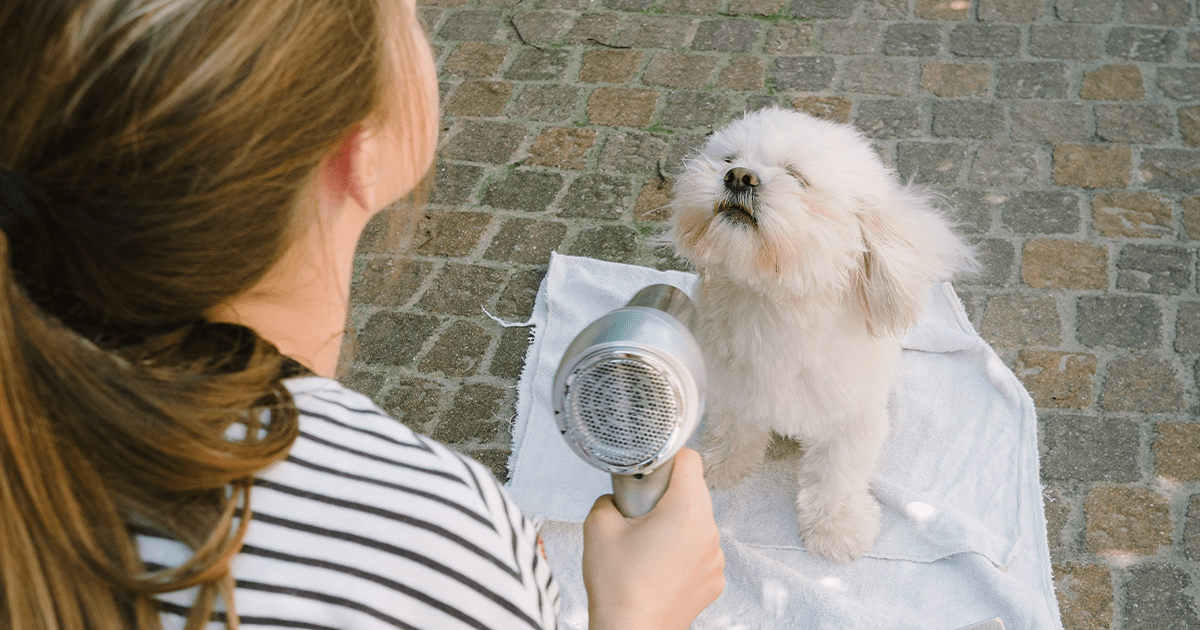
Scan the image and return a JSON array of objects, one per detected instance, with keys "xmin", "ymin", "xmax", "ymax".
[
  {"xmin": 697, "ymin": 407, "xmax": 772, "ymax": 490},
  {"xmin": 793, "ymin": 415, "xmax": 887, "ymax": 563}
]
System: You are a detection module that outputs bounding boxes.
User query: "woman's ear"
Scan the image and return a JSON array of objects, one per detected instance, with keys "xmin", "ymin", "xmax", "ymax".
[{"xmin": 316, "ymin": 126, "xmax": 379, "ymax": 213}]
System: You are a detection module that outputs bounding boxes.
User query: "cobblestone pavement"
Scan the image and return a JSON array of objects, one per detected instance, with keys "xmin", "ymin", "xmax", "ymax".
[{"xmin": 344, "ymin": 0, "xmax": 1200, "ymax": 625}]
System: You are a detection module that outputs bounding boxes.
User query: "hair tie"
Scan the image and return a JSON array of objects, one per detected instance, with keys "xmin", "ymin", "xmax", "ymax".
[{"xmin": 0, "ymin": 169, "xmax": 132, "ymax": 250}]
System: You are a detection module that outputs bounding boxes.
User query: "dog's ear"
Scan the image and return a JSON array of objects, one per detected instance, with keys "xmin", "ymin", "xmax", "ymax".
[{"xmin": 853, "ymin": 188, "xmax": 974, "ymax": 337}]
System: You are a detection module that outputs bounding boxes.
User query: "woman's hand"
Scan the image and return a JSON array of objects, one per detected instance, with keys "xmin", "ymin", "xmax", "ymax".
[{"xmin": 582, "ymin": 448, "xmax": 725, "ymax": 630}]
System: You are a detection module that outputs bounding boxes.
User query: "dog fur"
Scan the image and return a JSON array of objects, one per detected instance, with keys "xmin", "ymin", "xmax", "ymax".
[{"xmin": 670, "ymin": 107, "xmax": 977, "ymax": 563}]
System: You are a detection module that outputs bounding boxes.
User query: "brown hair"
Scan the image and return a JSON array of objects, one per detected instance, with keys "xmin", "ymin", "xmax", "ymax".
[{"xmin": 0, "ymin": 0, "xmax": 435, "ymax": 628}]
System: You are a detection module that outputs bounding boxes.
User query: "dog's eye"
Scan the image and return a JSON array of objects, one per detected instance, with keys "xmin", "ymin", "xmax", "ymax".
[
  {"xmin": 786, "ymin": 165, "xmax": 810, "ymax": 188},
  {"xmin": 723, "ymin": 156, "xmax": 735, "ymax": 164}
]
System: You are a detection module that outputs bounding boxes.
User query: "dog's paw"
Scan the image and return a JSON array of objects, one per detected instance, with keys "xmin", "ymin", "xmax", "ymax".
[
  {"xmin": 797, "ymin": 491, "xmax": 881, "ymax": 563},
  {"xmin": 699, "ymin": 449, "xmax": 754, "ymax": 490}
]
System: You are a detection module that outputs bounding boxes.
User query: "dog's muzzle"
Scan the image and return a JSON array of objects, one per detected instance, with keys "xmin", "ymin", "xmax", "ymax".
[{"xmin": 716, "ymin": 167, "xmax": 759, "ymax": 226}]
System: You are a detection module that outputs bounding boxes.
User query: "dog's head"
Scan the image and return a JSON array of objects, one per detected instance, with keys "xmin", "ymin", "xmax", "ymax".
[{"xmin": 671, "ymin": 107, "xmax": 975, "ymax": 335}]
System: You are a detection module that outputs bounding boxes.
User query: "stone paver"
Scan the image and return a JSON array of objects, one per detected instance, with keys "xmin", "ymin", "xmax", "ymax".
[{"xmin": 351, "ymin": 0, "xmax": 1200, "ymax": 625}]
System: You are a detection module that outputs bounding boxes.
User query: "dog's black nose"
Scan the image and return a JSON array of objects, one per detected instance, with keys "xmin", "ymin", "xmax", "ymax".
[{"xmin": 724, "ymin": 167, "xmax": 759, "ymax": 192}]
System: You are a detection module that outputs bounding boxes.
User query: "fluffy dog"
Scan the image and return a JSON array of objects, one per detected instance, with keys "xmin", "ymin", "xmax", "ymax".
[{"xmin": 670, "ymin": 107, "xmax": 976, "ymax": 563}]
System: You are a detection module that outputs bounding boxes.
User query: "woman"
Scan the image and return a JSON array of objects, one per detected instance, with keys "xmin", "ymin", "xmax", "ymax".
[{"xmin": 0, "ymin": 1, "xmax": 724, "ymax": 629}]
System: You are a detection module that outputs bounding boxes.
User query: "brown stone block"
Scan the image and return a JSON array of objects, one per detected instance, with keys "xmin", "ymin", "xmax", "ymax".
[
  {"xmin": 920, "ymin": 62, "xmax": 990, "ymax": 98},
  {"xmin": 443, "ymin": 42, "xmax": 509, "ymax": 78},
  {"xmin": 1154, "ymin": 422, "xmax": 1200, "ymax": 482},
  {"xmin": 526, "ymin": 127, "xmax": 597, "ymax": 170},
  {"xmin": 579, "ymin": 49, "xmax": 644, "ymax": 84},
  {"xmin": 1180, "ymin": 106, "xmax": 1200, "ymax": 147},
  {"xmin": 1184, "ymin": 196, "xmax": 1200, "ymax": 240},
  {"xmin": 644, "ymin": 52, "xmax": 720, "ymax": 89},
  {"xmin": 1021, "ymin": 239, "xmax": 1107, "ymax": 290},
  {"xmin": 1102, "ymin": 355, "xmax": 1185, "ymax": 413},
  {"xmin": 634, "ymin": 178, "xmax": 673, "ymax": 221},
  {"xmin": 416, "ymin": 210, "xmax": 493, "ymax": 256},
  {"xmin": 664, "ymin": 0, "xmax": 721, "ymax": 12},
  {"xmin": 443, "ymin": 80, "xmax": 513, "ymax": 117},
  {"xmin": 564, "ymin": 13, "xmax": 621, "ymax": 45},
  {"xmin": 587, "ymin": 87, "xmax": 659, "ymax": 127},
  {"xmin": 790, "ymin": 96, "xmax": 852, "ymax": 124},
  {"xmin": 981, "ymin": 294, "xmax": 1061, "ymax": 347},
  {"xmin": 1091, "ymin": 191, "xmax": 1173, "ymax": 238},
  {"xmin": 351, "ymin": 258, "xmax": 433, "ymax": 307},
  {"xmin": 916, "ymin": 0, "xmax": 969, "ymax": 19},
  {"xmin": 1053, "ymin": 564, "xmax": 1114, "ymax": 630},
  {"xmin": 717, "ymin": 57, "xmax": 766, "ymax": 91},
  {"xmin": 1052, "ymin": 145, "xmax": 1131, "ymax": 189},
  {"xmin": 1080, "ymin": 65, "xmax": 1145, "ymax": 101},
  {"xmin": 1015, "ymin": 350, "xmax": 1097, "ymax": 409},
  {"xmin": 1085, "ymin": 486, "xmax": 1172, "ymax": 555}
]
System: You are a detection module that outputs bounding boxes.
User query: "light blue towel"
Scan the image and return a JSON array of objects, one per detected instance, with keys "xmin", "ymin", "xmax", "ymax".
[{"xmin": 507, "ymin": 252, "xmax": 1062, "ymax": 630}]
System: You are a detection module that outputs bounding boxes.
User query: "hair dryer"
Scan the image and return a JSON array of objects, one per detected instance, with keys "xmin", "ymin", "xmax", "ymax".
[{"xmin": 552, "ymin": 284, "xmax": 706, "ymax": 517}]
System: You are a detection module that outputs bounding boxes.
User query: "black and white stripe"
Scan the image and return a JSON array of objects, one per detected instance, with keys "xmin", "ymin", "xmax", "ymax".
[{"xmin": 140, "ymin": 377, "xmax": 559, "ymax": 630}]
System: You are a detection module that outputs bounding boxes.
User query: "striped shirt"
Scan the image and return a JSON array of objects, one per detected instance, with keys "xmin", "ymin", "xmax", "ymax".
[{"xmin": 137, "ymin": 376, "xmax": 560, "ymax": 630}]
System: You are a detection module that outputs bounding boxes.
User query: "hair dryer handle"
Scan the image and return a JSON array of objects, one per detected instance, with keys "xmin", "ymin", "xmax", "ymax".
[{"xmin": 610, "ymin": 459, "xmax": 675, "ymax": 518}]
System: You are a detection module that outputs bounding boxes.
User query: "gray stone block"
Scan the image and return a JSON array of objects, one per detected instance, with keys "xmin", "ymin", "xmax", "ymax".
[
  {"xmin": 494, "ymin": 267, "xmax": 546, "ymax": 321},
  {"xmin": 1041, "ymin": 414, "xmax": 1140, "ymax": 482},
  {"xmin": 883, "ymin": 23, "xmax": 942, "ymax": 57},
  {"xmin": 503, "ymin": 49, "xmax": 570, "ymax": 81},
  {"xmin": 659, "ymin": 90, "xmax": 729, "ymax": 128},
  {"xmin": 854, "ymin": 99, "xmax": 922, "ymax": 139},
  {"xmin": 443, "ymin": 121, "xmax": 527, "ymax": 163},
  {"xmin": 960, "ymin": 238, "xmax": 1015, "ymax": 287},
  {"xmin": 1140, "ymin": 149, "xmax": 1200, "ymax": 192},
  {"xmin": 482, "ymin": 218, "xmax": 568, "ymax": 264},
  {"xmin": 359, "ymin": 311, "xmax": 440, "ymax": 365},
  {"xmin": 841, "ymin": 58, "xmax": 917, "ymax": 95},
  {"xmin": 481, "ymin": 170, "xmax": 565, "ymax": 212},
  {"xmin": 559, "ymin": 173, "xmax": 635, "ymax": 219},
  {"xmin": 1029, "ymin": 25, "xmax": 1102, "ymax": 60},
  {"xmin": 996, "ymin": 62, "xmax": 1069, "ymax": 99},
  {"xmin": 1106, "ymin": 27, "xmax": 1178, "ymax": 62},
  {"xmin": 508, "ymin": 85, "xmax": 580, "ymax": 122},
  {"xmin": 948, "ymin": 24, "xmax": 1021, "ymax": 58},
  {"xmin": 1116, "ymin": 244, "xmax": 1193, "ymax": 295},
  {"xmin": 1158, "ymin": 68, "xmax": 1200, "ymax": 103},
  {"xmin": 603, "ymin": 0, "xmax": 656, "ymax": 9},
  {"xmin": 1123, "ymin": 0, "xmax": 1193, "ymax": 26},
  {"xmin": 1011, "ymin": 101, "xmax": 1089, "ymax": 141},
  {"xmin": 970, "ymin": 145, "xmax": 1042, "ymax": 187},
  {"xmin": 770, "ymin": 56, "xmax": 836, "ymax": 91},
  {"xmin": 381, "ymin": 376, "xmax": 444, "ymax": 431},
  {"xmin": 820, "ymin": 21, "xmax": 883, "ymax": 54},
  {"xmin": 419, "ymin": 320, "xmax": 490, "ymax": 377},
  {"xmin": 418, "ymin": 264, "xmax": 509, "ymax": 315},
  {"xmin": 1076, "ymin": 295, "xmax": 1161, "ymax": 349},
  {"xmin": 1000, "ymin": 190, "xmax": 1081, "ymax": 234},
  {"xmin": 1054, "ymin": 0, "xmax": 1117, "ymax": 22},
  {"xmin": 693, "ymin": 19, "xmax": 761, "ymax": 52},
  {"xmin": 490, "ymin": 326, "xmax": 533, "ymax": 380},
  {"xmin": 568, "ymin": 225, "xmax": 641, "ymax": 263},
  {"xmin": 932, "ymin": 100, "xmax": 1004, "ymax": 139},
  {"xmin": 1095, "ymin": 104, "xmax": 1173, "ymax": 144},
  {"xmin": 434, "ymin": 383, "xmax": 507, "ymax": 443},
  {"xmin": 1122, "ymin": 565, "xmax": 1200, "ymax": 630},
  {"xmin": 430, "ymin": 161, "xmax": 485, "ymax": 206},
  {"xmin": 940, "ymin": 188, "xmax": 999, "ymax": 234},
  {"xmin": 438, "ymin": 10, "xmax": 502, "ymax": 41},
  {"xmin": 618, "ymin": 16, "xmax": 693, "ymax": 48},
  {"xmin": 791, "ymin": 0, "xmax": 858, "ymax": 18},
  {"xmin": 897, "ymin": 141, "xmax": 967, "ymax": 184}
]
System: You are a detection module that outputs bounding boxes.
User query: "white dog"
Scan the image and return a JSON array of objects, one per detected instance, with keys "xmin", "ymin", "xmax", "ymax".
[{"xmin": 670, "ymin": 107, "xmax": 976, "ymax": 563}]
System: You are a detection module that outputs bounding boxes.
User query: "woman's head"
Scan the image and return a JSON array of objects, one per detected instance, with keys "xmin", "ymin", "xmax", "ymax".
[
  {"xmin": 0, "ymin": 0, "xmax": 437, "ymax": 338},
  {"xmin": 0, "ymin": 1, "xmax": 437, "ymax": 628}
]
